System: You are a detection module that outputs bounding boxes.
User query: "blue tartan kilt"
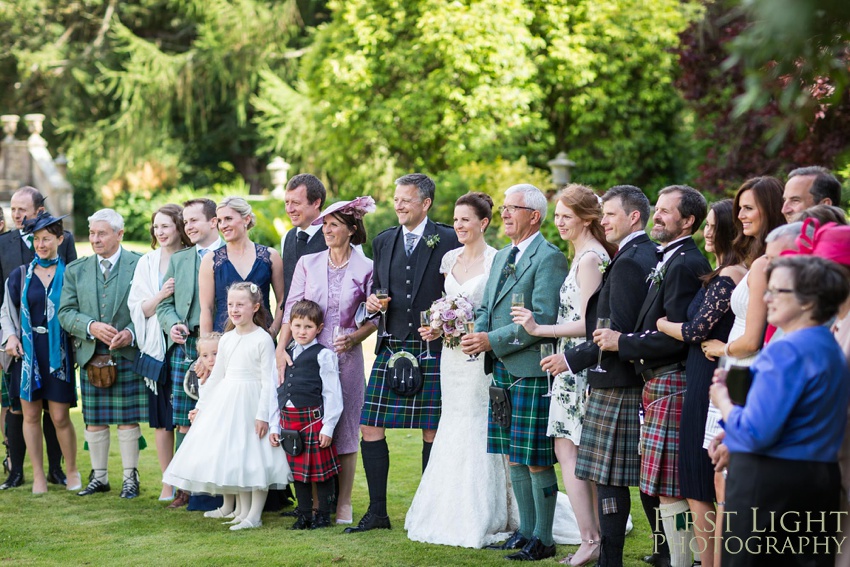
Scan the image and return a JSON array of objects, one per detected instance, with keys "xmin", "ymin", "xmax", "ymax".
[
  {"xmin": 169, "ymin": 339, "xmax": 198, "ymax": 427},
  {"xmin": 80, "ymin": 356, "xmax": 148, "ymax": 426},
  {"xmin": 487, "ymin": 360, "xmax": 555, "ymax": 467},
  {"xmin": 360, "ymin": 338, "xmax": 441, "ymax": 430}
]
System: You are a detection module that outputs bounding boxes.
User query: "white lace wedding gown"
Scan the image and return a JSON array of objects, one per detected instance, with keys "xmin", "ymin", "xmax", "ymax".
[{"xmin": 405, "ymin": 247, "xmax": 582, "ymax": 548}]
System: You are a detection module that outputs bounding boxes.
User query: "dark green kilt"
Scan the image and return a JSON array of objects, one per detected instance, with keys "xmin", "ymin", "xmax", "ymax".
[
  {"xmin": 169, "ymin": 338, "xmax": 198, "ymax": 427},
  {"xmin": 80, "ymin": 356, "xmax": 148, "ymax": 425}
]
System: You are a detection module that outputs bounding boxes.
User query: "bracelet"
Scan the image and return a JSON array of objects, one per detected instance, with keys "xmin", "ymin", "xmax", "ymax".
[
  {"xmin": 551, "ymin": 326, "xmax": 557, "ymax": 339},
  {"xmin": 723, "ymin": 342, "xmax": 732, "ymax": 358}
]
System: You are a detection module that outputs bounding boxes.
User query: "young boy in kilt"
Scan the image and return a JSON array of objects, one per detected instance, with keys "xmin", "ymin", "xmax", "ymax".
[{"xmin": 270, "ymin": 300, "xmax": 342, "ymax": 529}]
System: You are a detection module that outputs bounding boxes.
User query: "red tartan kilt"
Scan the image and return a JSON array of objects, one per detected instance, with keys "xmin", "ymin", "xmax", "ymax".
[{"xmin": 281, "ymin": 406, "xmax": 340, "ymax": 483}]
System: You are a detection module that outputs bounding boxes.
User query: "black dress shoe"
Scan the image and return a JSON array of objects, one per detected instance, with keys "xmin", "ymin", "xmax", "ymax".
[
  {"xmin": 310, "ymin": 510, "xmax": 331, "ymax": 529},
  {"xmin": 280, "ymin": 509, "xmax": 299, "ymax": 517},
  {"xmin": 119, "ymin": 469, "xmax": 140, "ymax": 499},
  {"xmin": 47, "ymin": 468, "xmax": 67, "ymax": 486},
  {"xmin": 291, "ymin": 510, "xmax": 313, "ymax": 530},
  {"xmin": 486, "ymin": 530, "xmax": 529, "ymax": 550},
  {"xmin": 77, "ymin": 471, "xmax": 110, "ymax": 496},
  {"xmin": 0, "ymin": 471, "xmax": 24, "ymax": 490},
  {"xmin": 505, "ymin": 536, "xmax": 556, "ymax": 561},
  {"xmin": 643, "ymin": 553, "xmax": 671, "ymax": 567},
  {"xmin": 343, "ymin": 510, "xmax": 391, "ymax": 533}
]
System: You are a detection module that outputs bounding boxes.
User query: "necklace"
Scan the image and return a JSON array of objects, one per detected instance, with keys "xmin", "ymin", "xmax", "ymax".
[
  {"xmin": 328, "ymin": 253, "xmax": 351, "ymax": 270},
  {"xmin": 457, "ymin": 249, "xmax": 485, "ymax": 273}
]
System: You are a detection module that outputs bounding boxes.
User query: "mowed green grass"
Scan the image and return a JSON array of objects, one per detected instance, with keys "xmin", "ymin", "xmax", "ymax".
[{"xmin": 0, "ymin": 407, "xmax": 655, "ymax": 566}]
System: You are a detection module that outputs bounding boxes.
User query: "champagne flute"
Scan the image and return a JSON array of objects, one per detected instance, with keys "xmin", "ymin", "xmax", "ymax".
[
  {"xmin": 509, "ymin": 293, "xmax": 524, "ymax": 345},
  {"xmin": 541, "ymin": 343, "xmax": 555, "ymax": 397},
  {"xmin": 465, "ymin": 321, "xmax": 479, "ymax": 362},
  {"xmin": 333, "ymin": 325, "xmax": 348, "ymax": 362},
  {"xmin": 420, "ymin": 311, "xmax": 435, "ymax": 360},
  {"xmin": 376, "ymin": 289, "xmax": 390, "ymax": 337},
  {"xmin": 179, "ymin": 320, "xmax": 194, "ymax": 364},
  {"xmin": 591, "ymin": 318, "xmax": 611, "ymax": 373}
]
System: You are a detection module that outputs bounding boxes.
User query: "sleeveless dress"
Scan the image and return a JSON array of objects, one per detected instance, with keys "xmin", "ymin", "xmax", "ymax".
[
  {"xmin": 547, "ymin": 248, "xmax": 609, "ymax": 443},
  {"xmin": 405, "ymin": 247, "xmax": 583, "ymax": 548},
  {"xmin": 212, "ymin": 244, "xmax": 273, "ymax": 332},
  {"xmin": 163, "ymin": 327, "xmax": 291, "ymax": 493}
]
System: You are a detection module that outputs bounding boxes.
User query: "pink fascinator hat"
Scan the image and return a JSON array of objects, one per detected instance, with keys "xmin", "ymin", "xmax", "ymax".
[
  {"xmin": 786, "ymin": 218, "xmax": 850, "ymax": 267},
  {"xmin": 312, "ymin": 196, "xmax": 377, "ymax": 225}
]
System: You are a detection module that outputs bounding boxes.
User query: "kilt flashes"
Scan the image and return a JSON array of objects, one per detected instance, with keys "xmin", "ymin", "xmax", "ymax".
[
  {"xmin": 487, "ymin": 360, "xmax": 555, "ymax": 467},
  {"xmin": 575, "ymin": 385, "xmax": 642, "ymax": 487},
  {"xmin": 80, "ymin": 356, "xmax": 148, "ymax": 426},
  {"xmin": 169, "ymin": 338, "xmax": 198, "ymax": 427},
  {"xmin": 640, "ymin": 368, "xmax": 686, "ymax": 498},
  {"xmin": 360, "ymin": 337, "xmax": 441, "ymax": 430},
  {"xmin": 282, "ymin": 406, "xmax": 340, "ymax": 483}
]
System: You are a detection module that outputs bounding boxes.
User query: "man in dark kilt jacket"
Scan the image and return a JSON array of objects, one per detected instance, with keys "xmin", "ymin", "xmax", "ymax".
[
  {"xmin": 594, "ymin": 186, "xmax": 709, "ymax": 567},
  {"xmin": 59, "ymin": 209, "xmax": 146, "ymax": 499},
  {"xmin": 344, "ymin": 173, "xmax": 458, "ymax": 533},
  {"xmin": 156, "ymin": 198, "xmax": 222, "ymax": 508},
  {"xmin": 545, "ymin": 185, "xmax": 657, "ymax": 567},
  {"xmin": 463, "ymin": 184, "xmax": 568, "ymax": 561}
]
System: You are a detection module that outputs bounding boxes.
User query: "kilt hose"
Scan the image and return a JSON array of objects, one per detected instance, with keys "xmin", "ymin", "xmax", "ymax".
[
  {"xmin": 640, "ymin": 368, "xmax": 686, "ymax": 498},
  {"xmin": 575, "ymin": 385, "xmax": 643, "ymax": 487},
  {"xmin": 80, "ymin": 356, "xmax": 148, "ymax": 426},
  {"xmin": 282, "ymin": 406, "xmax": 340, "ymax": 483},
  {"xmin": 169, "ymin": 338, "xmax": 198, "ymax": 427},
  {"xmin": 360, "ymin": 337, "xmax": 441, "ymax": 430},
  {"xmin": 487, "ymin": 360, "xmax": 555, "ymax": 467}
]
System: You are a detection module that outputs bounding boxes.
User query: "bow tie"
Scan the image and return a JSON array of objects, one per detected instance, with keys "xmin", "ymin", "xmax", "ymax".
[{"xmin": 656, "ymin": 245, "xmax": 670, "ymax": 262}]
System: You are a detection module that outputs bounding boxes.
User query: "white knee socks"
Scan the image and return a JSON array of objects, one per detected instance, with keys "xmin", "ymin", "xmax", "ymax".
[
  {"xmin": 659, "ymin": 500, "xmax": 694, "ymax": 567},
  {"xmin": 84, "ymin": 429, "xmax": 110, "ymax": 483},
  {"xmin": 117, "ymin": 426, "xmax": 141, "ymax": 479}
]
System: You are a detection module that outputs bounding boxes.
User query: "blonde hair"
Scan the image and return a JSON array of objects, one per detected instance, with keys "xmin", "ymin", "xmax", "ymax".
[
  {"xmin": 217, "ymin": 196, "xmax": 256, "ymax": 230},
  {"xmin": 197, "ymin": 332, "xmax": 222, "ymax": 349}
]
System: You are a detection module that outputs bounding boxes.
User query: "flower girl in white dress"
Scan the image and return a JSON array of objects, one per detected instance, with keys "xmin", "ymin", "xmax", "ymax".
[{"xmin": 164, "ymin": 282, "xmax": 291, "ymax": 531}]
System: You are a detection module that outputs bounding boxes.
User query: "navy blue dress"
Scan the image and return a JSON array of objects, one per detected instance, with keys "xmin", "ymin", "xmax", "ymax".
[
  {"xmin": 678, "ymin": 275, "xmax": 736, "ymax": 502},
  {"xmin": 212, "ymin": 244, "xmax": 273, "ymax": 332},
  {"xmin": 7, "ymin": 267, "xmax": 76, "ymax": 404}
]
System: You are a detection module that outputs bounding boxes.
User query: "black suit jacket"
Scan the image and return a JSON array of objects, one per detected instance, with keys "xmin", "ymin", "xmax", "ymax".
[
  {"xmin": 0, "ymin": 229, "xmax": 77, "ymax": 304},
  {"xmin": 618, "ymin": 237, "xmax": 711, "ymax": 375},
  {"xmin": 281, "ymin": 227, "xmax": 327, "ymax": 307},
  {"xmin": 564, "ymin": 232, "xmax": 657, "ymax": 388},
  {"xmin": 370, "ymin": 218, "xmax": 459, "ymax": 353}
]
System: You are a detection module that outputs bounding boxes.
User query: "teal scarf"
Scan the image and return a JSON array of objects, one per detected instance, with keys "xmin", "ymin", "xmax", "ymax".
[{"xmin": 19, "ymin": 256, "xmax": 66, "ymax": 402}]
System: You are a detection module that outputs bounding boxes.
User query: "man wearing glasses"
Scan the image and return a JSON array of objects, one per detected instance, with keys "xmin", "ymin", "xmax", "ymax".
[{"xmin": 463, "ymin": 184, "xmax": 568, "ymax": 561}]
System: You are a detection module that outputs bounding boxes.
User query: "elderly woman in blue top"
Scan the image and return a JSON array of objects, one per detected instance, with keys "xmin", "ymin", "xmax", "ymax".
[
  {"xmin": 0, "ymin": 212, "xmax": 79, "ymax": 494},
  {"xmin": 710, "ymin": 255, "xmax": 850, "ymax": 567}
]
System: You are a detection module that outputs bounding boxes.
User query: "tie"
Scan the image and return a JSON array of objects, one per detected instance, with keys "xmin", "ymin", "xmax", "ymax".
[
  {"xmin": 198, "ymin": 248, "xmax": 209, "ymax": 260},
  {"xmin": 404, "ymin": 233, "xmax": 417, "ymax": 257},
  {"xmin": 656, "ymin": 246, "xmax": 666, "ymax": 262},
  {"xmin": 296, "ymin": 230, "xmax": 309, "ymax": 258},
  {"xmin": 101, "ymin": 259, "xmax": 112, "ymax": 281},
  {"xmin": 494, "ymin": 246, "xmax": 520, "ymax": 297},
  {"xmin": 24, "ymin": 234, "xmax": 33, "ymax": 251}
]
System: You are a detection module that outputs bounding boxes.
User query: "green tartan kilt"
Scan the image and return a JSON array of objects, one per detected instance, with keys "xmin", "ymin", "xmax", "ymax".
[
  {"xmin": 487, "ymin": 360, "xmax": 555, "ymax": 467},
  {"xmin": 169, "ymin": 339, "xmax": 198, "ymax": 427},
  {"xmin": 80, "ymin": 356, "xmax": 148, "ymax": 425},
  {"xmin": 0, "ymin": 370, "xmax": 18, "ymax": 411}
]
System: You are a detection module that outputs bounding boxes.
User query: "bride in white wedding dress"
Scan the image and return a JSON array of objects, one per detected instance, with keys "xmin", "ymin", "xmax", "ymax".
[{"xmin": 405, "ymin": 193, "xmax": 588, "ymax": 549}]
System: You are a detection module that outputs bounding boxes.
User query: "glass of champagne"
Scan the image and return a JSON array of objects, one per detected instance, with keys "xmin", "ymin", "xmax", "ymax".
[
  {"xmin": 465, "ymin": 321, "xmax": 479, "ymax": 362},
  {"xmin": 510, "ymin": 293, "xmax": 524, "ymax": 345},
  {"xmin": 333, "ymin": 325, "xmax": 348, "ymax": 362},
  {"xmin": 180, "ymin": 321, "xmax": 194, "ymax": 364},
  {"xmin": 376, "ymin": 289, "xmax": 390, "ymax": 337},
  {"xmin": 420, "ymin": 311, "xmax": 435, "ymax": 360},
  {"xmin": 541, "ymin": 342, "xmax": 555, "ymax": 397},
  {"xmin": 591, "ymin": 318, "xmax": 611, "ymax": 373}
]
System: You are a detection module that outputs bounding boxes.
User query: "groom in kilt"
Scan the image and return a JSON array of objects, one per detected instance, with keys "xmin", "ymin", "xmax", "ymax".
[
  {"xmin": 156, "ymin": 198, "xmax": 222, "ymax": 508},
  {"xmin": 345, "ymin": 173, "xmax": 458, "ymax": 533},
  {"xmin": 59, "ymin": 209, "xmax": 146, "ymax": 499},
  {"xmin": 463, "ymin": 184, "xmax": 568, "ymax": 561}
]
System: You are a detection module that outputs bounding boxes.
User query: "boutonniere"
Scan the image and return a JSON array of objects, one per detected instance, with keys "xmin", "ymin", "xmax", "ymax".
[
  {"xmin": 647, "ymin": 265, "xmax": 666, "ymax": 287},
  {"xmin": 503, "ymin": 263, "xmax": 516, "ymax": 278},
  {"xmin": 598, "ymin": 259, "xmax": 610, "ymax": 274},
  {"xmin": 425, "ymin": 234, "xmax": 440, "ymax": 249}
]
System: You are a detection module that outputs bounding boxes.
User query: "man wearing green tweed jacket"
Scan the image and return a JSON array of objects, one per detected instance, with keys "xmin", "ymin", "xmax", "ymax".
[
  {"xmin": 59, "ymin": 209, "xmax": 145, "ymax": 499},
  {"xmin": 463, "ymin": 184, "xmax": 569, "ymax": 561}
]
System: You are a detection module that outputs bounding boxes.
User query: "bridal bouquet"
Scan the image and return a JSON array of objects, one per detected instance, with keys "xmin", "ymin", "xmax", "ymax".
[{"xmin": 428, "ymin": 293, "xmax": 475, "ymax": 349}]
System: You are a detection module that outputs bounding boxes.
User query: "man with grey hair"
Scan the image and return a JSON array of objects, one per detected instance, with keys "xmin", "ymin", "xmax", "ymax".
[
  {"xmin": 59, "ymin": 209, "xmax": 145, "ymax": 499},
  {"xmin": 782, "ymin": 166, "xmax": 843, "ymax": 223},
  {"xmin": 463, "ymin": 184, "xmax": 568, "ymax": 560},
  {"xmin": 346, "ymin": 173, "xmax": 458, "ymax": 533},
  {"xmin": 765, "ymin": 222, "xmax": 802, "ymax": 263}
]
